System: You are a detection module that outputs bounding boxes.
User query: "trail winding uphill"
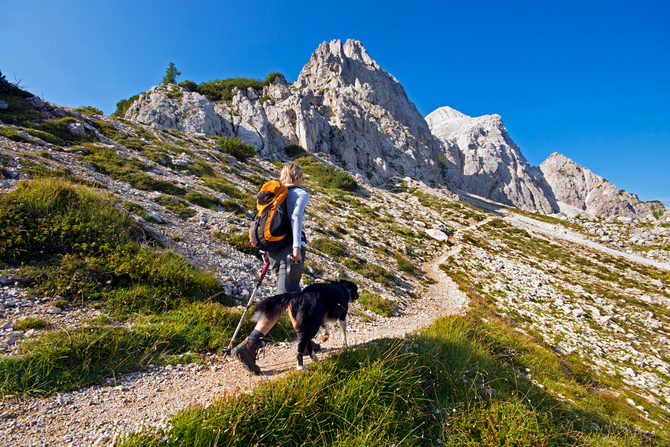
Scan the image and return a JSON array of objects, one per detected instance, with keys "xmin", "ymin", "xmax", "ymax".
[{"xmin": 0, "ymin": 247, "xmax": 469, "ymax": 447}]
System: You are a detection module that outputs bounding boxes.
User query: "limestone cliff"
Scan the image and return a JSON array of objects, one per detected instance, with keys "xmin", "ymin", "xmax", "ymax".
[
  {"xmin": 539, "ymin": 152, "xmax": 665, "ymax": 218},
  {"xmin": 121, "ymin": 41, "xmax": 660, "ymax": 219},
  {"xmin": 426, "ymin": 106, "xmax": 557, "ymax": 214},
  {"xmin": 125, "ymin": 39, "xmax": 443, "ymax": 186},
  {"xmin": 125, "ymin": 84, "xmax": 222, "ymax": 135}
]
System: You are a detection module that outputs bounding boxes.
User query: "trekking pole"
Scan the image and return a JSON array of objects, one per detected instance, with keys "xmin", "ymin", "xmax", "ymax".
[{"xmin": 222, "ymin": 259, "xmax": 270, "ymax": 359}]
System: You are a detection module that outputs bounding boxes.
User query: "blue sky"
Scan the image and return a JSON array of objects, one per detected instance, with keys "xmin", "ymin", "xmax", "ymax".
[{"xmin": 2, "ymin": 0, "xmax": 668, "ymax": 205}]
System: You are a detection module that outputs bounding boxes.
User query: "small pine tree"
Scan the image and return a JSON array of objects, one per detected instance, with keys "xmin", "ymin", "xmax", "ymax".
[
  {"xmin": 437, "ymin": 153, "xmax": 449, "ymax": 178},
  {"xmin": 0, "ymin": 70, "xmax": 11, "ymax": 93},
  {"xmin": 162, "ymin": 62, "xmax": 181, "ymax": 85}
]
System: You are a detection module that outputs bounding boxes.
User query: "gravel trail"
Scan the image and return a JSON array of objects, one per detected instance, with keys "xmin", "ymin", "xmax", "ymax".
[{"xmin": 0, "ymin": 250, "xmax": 468, "ymax": 447}]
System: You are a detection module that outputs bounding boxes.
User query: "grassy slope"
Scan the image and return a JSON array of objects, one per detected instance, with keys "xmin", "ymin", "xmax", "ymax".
[{"xmin": 0, "ymin": 101, "xmax": 668, "ymax": 444}]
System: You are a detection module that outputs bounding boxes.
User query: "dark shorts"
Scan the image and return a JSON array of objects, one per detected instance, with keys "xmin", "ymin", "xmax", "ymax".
[{"xmin": 269, "ymin": 245, "xmax": 306, "ymax": 294}]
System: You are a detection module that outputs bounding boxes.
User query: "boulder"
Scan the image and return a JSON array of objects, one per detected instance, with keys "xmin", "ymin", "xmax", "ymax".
[
  {"xmin": 426, "ymin": 228, "xmax": 449, "ymax": 241},
  {"xmin": 66, "ymin": 121, "xmax": 87, "ymax": 136},
  {"xmin": 125, "ymin": 85, "xmax": 224, "ymax": 136}
]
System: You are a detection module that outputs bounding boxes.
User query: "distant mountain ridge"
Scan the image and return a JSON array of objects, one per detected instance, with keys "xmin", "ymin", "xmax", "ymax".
[
  {"xmin": 124, "ymin": 39, "xmax": 664, "ymax": 219},
  {"xmin": 539, "ymin": 152, "xmax": 664, "ymax": 219},
  {"xmin": 426, "ymin": 106, "xmax": 558, "ymax": 215},
  {"xmin": 127, "ymin": 39, "xmax": 443, "ymax": 188}
]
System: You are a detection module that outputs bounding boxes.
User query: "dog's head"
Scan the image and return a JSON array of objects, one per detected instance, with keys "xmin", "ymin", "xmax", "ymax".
[{"xmin": 339, "ymin": 280, "xmax": 359, "ymax": 302}]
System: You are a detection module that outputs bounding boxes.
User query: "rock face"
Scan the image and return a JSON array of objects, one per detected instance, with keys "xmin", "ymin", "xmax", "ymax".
[
  {"xmin": 124, "ymin": 40, "xmax": 443, "ymax": 186},
  {"xmin": 539, "ymin": 152, "xmax": 666, "ymax": 218},
  {"xmin": 426, "ymin": 106, "xmax": 557, "ymax": 214},
  {"xmin": 122, "ymin": 42, "xmax": 660, "ymax": 219},
  {"xmin": 126, "ymin": 84, "xmax": 222, "ymax": 135},
  {"xmin": 287, "ymin": 39, "xmax": 443, "ymax": 185}
]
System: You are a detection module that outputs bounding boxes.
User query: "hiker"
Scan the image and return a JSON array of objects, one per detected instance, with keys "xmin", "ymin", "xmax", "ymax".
[{"xmin": 233, "ymin": 161, "xmax": 311, "ymax": 374}]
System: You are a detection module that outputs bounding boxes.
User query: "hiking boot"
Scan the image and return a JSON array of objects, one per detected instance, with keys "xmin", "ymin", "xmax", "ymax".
[{"xmin": 232, "ymin": 337, "xmax": 262, "ymax": 375}]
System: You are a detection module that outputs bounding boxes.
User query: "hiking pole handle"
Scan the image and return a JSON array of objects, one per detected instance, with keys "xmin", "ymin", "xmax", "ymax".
[{"xmin": 256, "ymin": 259, "xmax": 270, "ymax": 285}]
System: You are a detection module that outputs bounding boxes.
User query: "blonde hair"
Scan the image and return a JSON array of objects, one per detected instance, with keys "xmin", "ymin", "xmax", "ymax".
[{"xmin": 280, "ymin": 162, "xmax": 302, "ymax": 185}]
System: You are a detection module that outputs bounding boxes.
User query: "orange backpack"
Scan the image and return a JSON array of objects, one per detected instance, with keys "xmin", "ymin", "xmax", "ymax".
[{"xmin": 249, "ymin": 180, "xmax": 295, "ymax": 253}]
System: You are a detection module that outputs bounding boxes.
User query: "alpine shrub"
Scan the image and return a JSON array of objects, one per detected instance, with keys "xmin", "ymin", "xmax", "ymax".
[
  {"xmin": 216, "ymin": 136, "xmax": 256, "ymax": 162},
  {"xmin": 113, "ymin": 94, "xmax": 141, "ymax": 118}
]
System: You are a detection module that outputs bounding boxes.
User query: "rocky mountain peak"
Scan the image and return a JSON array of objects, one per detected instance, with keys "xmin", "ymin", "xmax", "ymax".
[
  {"xmin": 287, "ymin": 39, "xmax": 443, "ymax": 185},
  {"xmin": 296, "ymin": 39, "xmax": 381, "ymax": 90},
  {"xmin": 539, "ymin": 152, "xmax": 665, "ymax": 219},
  {"xmin": 116, "ymin": 41, "xmax": 662, "ymax": 220},
  {"xmin": 427, "ymin": 106, "xmax": 557, "ymax": 214},
  {"xmin": 425, "ymin": 106, "xmax": 470, "ymax": 134},
  {"xmin": 296, "ymin": 39, "xmax": 431, "ymax": 146}
]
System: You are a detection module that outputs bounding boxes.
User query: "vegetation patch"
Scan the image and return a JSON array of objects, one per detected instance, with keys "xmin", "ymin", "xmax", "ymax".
[
  {"xmin": 154, "ymin": 195, "xmax": 196, "ymax": 219},
  {"xmin": 75, "ymin": 106, "xmax": 103, "ymax": 116},
  {"xmin": 0, "ymin": 74, "xmax": 41, "ymax": 126},
  {"xmin": 185, "ymin": 190, "xmax": 220, "ymax": 210},
  {"xmin": 216, "ymin": 136, "xmax": 256, "ymax": 162},
  {"xmin": 122, "ymin": 201, "xmax": 157, "ymax": 223},
  {"xmin": 0, "ymin": 178, "xmax": 219, "ymax": 317},
  {"xmin": 396, "ymin": 253, "xmax": 417, "ymax": 274},
  {"xmin": 226, "ymin": 233, "xmax": 257, "ymax": 257},
  {"xmin": 113, "ymin": 94, "xmax": 141, "ymax": 118},
  {"xmin": 183, "ymin": 72, "xmax": 283, "ymax": 103},
  {"xmin": 283, "ymin": 144, "xmax": 310, "ymax": 160},
  {"xmin": 311, "ymin": 238, "xmax": 346, "ymax": 259},
  {"xmin": 344, "ymin": 256, "xmax": 396, "ymax": 287},
  {"xmin": 293, "ymin": 155, "xmax": 358, "ymax": 192},
  {"xmin": 14, "ymin": 317, "xmax": 51, "ymax": 331},
  {"xmin": 117, "ymin": 309, "xmax": 659, "ymax": 446},
  {"xmin": 203, "ymin": 177, "xmax": 255, "ymax": 210},
  {"xmin": 0, "ymin": 126, "xmax": 29, "ymax": 142},
  {"xmin": 358, "ymin": 290, "xmax": 395, "ymax": 317},
  {"xmin": 0, "ymin": 302, "xmax": 294, "ymax": 396}
]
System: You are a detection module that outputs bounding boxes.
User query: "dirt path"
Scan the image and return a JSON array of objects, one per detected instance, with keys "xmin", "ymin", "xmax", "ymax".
[{"xmin": 0, "ymin": 248, "xmax": 469, "ymax": 447}]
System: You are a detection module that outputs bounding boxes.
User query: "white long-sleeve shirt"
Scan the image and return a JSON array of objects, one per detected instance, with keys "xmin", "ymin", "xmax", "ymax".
[{"xmin": 286, "ymin": 187, "xmax": 309, "ymax": 248}]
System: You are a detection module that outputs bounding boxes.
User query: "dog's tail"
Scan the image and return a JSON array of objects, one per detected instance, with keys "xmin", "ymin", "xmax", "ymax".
[{"xmin": 251, "ymin": 292, "xmax": 298, "ymax": 322}]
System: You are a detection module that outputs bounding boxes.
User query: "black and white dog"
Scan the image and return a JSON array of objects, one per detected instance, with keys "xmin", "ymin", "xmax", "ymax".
[{"xmin": 252, "ymin": 280, "xmax": 359, "ymax": 370}]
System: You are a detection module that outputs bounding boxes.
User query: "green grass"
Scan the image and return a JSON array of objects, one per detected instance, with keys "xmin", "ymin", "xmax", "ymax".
[
  {"xmin": 185, "ymin": 190, "xmax": 220, "ymax": 210},
  {"xmin": 0, "ymin": 178, "xmax": 219, "ymax": 316},
  {"xmin": 293, "ymin": 155, "xmax": 358, "ymax": 192},
  {"xmin": 0, "ymin": 302, "xmax": 295, "ymax": 396},
  {"xmin": 80, "ymin": 143, "xmax": 185, "ymax": 194},
  {"xmin": 226, "ymin": 233, "xmax": 258, "ymax": 257},
  {"xmin": 202, "ymin": 177, "xmax": 255, "ymax": 210},
  {"xmin": 14, "ymin": 317, "xmax": 51, "ymax": 331},
  {"xmin": 312, "ymin": 238, "xmax": 347, "ymax": 259},
  {"xmin": 116, "ymin": 308, "xmax": 662, "ymax": 446},
  {"xmin": 29, "ymin": 117, "xmax": 97, "ymax": 146},
  {"xmin": 344, "ymin": 256, "xmax": 397, "ymax": 288},
  {"xmin": 154, "ymin": 195, "xmax": 197, "ymax": 219},
  {"xmin": 75, "ymin": 106, "xmax": 104, "ymax": 116},
  {"xmin": 284, "ymin": 144, "xmax": 310, "ymax": 159},
  {"xmin": 216, "ymin": 136, "xmax": 256, "ymax": 162},
  {"xmin": 189, "ymin": 72, "xmax": 284, "ymax": 103},
  {"xmin": 113, "ymin": 93, "xmax": 141, "ymax": 118},
  {"xmin": 358, "ymin": 290, "xmax": 395, "ymax": 317},
  {"xmin": 0, "ymin": 81, "xmax": 44, "ymax": 127},
  {"xmin": 0, "ymin": 126, "xmax": 30, "ymax": 142},
  {"xmin": 396, "ymin": 253, "xmax": 417, "ymax": 274}
]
